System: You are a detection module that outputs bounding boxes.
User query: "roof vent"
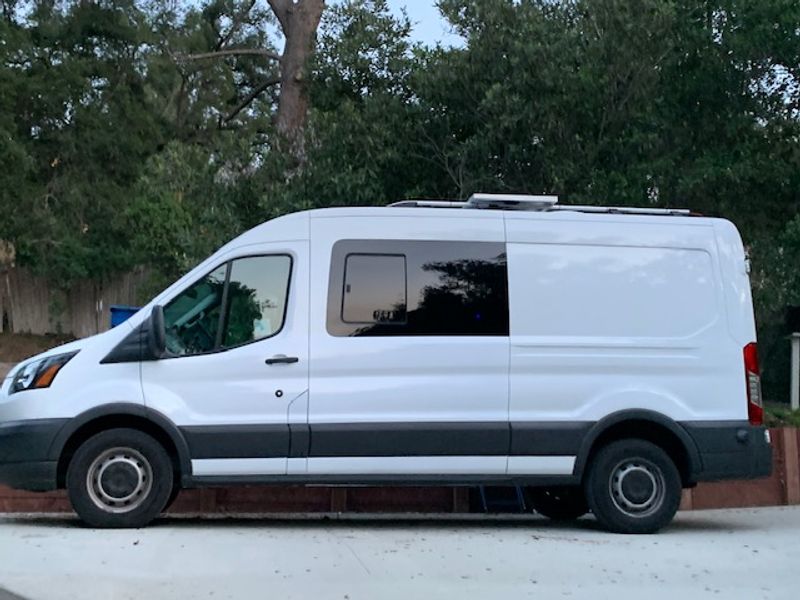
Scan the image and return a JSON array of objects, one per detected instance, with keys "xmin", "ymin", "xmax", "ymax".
[{"xmin": 466, "ymin": 193, "xmax": 559, "ymax": 211}]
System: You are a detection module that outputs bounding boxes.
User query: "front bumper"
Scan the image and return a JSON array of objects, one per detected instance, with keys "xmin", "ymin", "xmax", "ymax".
[
  {"xmin": 682, "ymin": 422, "xmax": 773, "ymax": 482},
  {"xmin": 0, "ymin": 419, "xmax": 68, "ymax": 491}
]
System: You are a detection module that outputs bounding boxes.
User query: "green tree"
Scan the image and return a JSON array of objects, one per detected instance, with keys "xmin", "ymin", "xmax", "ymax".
[{"xmin": 258, "ymin": 0, "xmax": 433, "ymax": 212}]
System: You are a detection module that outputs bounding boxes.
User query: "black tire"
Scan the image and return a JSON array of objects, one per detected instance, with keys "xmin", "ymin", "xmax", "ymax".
[
  {"xmin": 66, "ymin": 428, "xmax": 174, "ymax": 528},
  {"xmin": 584, "ymin": 439, "xmax": 681, "ymax": 534},
  {"xmin": 527, "ymin": 486, "xmax": 589, "ymax": 521},
  {"xmin": 163, "ymin": 482, "xmax": 182, "ymax": 513}
]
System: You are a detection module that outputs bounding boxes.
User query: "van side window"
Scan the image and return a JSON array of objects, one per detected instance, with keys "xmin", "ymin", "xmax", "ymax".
[
  {"xmin": 164, "ymin": 255, "xmax": 292, "ymax": 356},
  {"xmin": 164, "ymin": 265, "xmax": 227, "ymax": 355},
  {"xmin": 342, "ymin": 254, "xmax": 407, "ymax": 325},
  {"xmin": 327, "ymin": 240, "xmax": 508, "ymax": 337},
  {"xmin": 222, "ymin": 255, "xmax": 292, "ymax": 347}
]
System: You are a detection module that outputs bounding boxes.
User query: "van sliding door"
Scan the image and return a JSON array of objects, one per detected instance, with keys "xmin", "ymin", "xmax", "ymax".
[{"xmin": 306, "ymin": 214, "xmax": 510, "ymax": 476}]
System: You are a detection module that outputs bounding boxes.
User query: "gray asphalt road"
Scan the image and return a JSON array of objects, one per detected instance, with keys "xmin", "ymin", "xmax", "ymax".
[{"xmin": 0, "ymin": 507, "xmax": 796, "ymax": 600}]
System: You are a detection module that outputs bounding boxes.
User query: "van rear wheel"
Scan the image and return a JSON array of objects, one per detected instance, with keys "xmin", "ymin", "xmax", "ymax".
[
  {"xmin": 584, "ymin": 439, "xmax": 681, "ymax": 534},
  {"xmin": 527, "ymin": 486, "xmax": 589, "ymax": 521},
  {"xmin": 66, "ymin": 428, "xmax": 173, "ymax": 528}
]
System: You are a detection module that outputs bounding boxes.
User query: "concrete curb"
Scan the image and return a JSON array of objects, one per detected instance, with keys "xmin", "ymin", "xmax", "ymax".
[
  {"xmin": 0, "ymin": 511, "xmax": 547, "ymax": 523},
  {"xmin": 2, "ymin": 505, "xmax": 794, "ymax": 525}
]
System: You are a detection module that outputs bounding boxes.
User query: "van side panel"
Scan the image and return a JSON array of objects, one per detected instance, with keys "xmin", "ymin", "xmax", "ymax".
[
  {"xmin": 505, "ymin": 215, "xmax": 746, "ymax": 429},
  {"xmin": 713, "ymin": 219, "xmax": 757, "ymax": 347}
]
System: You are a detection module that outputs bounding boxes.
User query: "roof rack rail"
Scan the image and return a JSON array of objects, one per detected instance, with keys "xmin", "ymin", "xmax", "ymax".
[
  {"xmin": 388, "ymin": 194, "xmax": 558, "ymax": 211},
  {"xmin": 551, "ymin": 205, "xmax": 692, "ymax": 216},
  {"xmin": 388, "ymin": 193, "xmax": 693, "ymax": 216},
  {"xmin": 389, "ymin": 200, "xmax": 467, "ymax": 209}
]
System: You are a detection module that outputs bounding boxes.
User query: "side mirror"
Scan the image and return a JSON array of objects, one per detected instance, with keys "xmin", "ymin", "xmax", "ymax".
[{"xmin": 147, "ymin": 305, "xmax": 167, "ymax": 359}]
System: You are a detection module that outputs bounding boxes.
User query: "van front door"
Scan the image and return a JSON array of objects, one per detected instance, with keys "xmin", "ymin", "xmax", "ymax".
[{"xmin": 141, "ymin": 241, "xmax": 309, "ymax": 478}]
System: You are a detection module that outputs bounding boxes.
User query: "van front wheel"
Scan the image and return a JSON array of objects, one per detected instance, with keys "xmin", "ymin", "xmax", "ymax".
[
  {"xmin": 584, "ymin": 439, "xmax": 681, "ymax": 534},
  {"xmin": 66, "ymin": 428, "xmax": 173, "ymax": 528}
]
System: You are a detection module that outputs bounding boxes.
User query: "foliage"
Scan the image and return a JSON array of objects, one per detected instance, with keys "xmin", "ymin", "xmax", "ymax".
[
  {"xmin": 0, "ymin": 0, "xmax": 278, "ymax": 283},
  {"xmin": 261, "ymin": 0, "xmax": 431, "ymax": 210},
  {"xmin": 765, "ymin": 403, "xmax": 800, "ymax": 428}
]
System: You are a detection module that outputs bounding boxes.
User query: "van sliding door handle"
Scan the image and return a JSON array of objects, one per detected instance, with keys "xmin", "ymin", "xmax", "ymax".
[{"xmin": 265, "ymin": 355, "xmax": 299, "ymax": 365}]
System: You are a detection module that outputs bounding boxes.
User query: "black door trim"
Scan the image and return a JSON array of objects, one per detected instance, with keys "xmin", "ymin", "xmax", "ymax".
[
  {"xmin": 308, "ymin": 422, "xmax": 510, "ymax": 457},
  {"xmin": 181, "ymin": 424, "xmax": 290, "ymax": 459},
  {"xmin": 510, "ymin": 421, "xmax": 593, "ymax": 456},
  {"xmin": 181, "ymin": 421, "xmax": 596, "ymax": 460}
]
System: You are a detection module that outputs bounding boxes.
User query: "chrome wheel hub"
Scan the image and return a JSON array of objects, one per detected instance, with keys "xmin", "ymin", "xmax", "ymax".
[
  {"xmin": 609, "ymin": 459, "xmax": 665, "ymax": 518},
  {"xmin": 87, "ymin": 447, "xmax": 152, "ymax": 514}
]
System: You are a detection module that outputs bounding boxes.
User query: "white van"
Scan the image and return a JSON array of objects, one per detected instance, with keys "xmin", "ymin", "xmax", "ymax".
[{"xmin": 0, "ymin": 195, "xmax": 771, "ymax": 533}]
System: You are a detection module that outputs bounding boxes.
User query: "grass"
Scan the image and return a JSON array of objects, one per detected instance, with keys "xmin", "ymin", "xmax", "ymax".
[{"xmin": 764, "ymin": 402, "xmax": 800, "ymax": 428}]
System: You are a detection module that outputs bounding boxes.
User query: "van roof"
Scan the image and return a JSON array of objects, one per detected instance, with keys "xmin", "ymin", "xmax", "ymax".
[
  {"xmin": 388, "ymin": 193, "xmax": 697, "ymax": 217},
  {"xmin": 227, "ymin": 201, "xmax": 724, "ymax": 250},
  {"xmin": 304, "ymin": 205, "xmax": 717, "ymax": 225}
]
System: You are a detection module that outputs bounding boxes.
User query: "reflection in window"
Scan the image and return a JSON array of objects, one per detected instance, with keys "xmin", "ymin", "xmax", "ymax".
[
  {"xmin": 410, "ymin": 254, "xmax": 507, "ymax": 335},
  {"xmin": 223, "ymin": 256, "xmax": 292, "ymax": 347},
  {"xmin": 342, "ymin": 254, "xmax": 407, "ymax": 325},
  {"xmin": 163, "ymin": 255, "xmax": 292, "ymax": 356},
  {"xmin": 164, "ymin": 265, "xmax": 226, "ymax": 355},
  {"xmin": 327, "ymin": 240, "xmax": 509, "ymax": 337}
]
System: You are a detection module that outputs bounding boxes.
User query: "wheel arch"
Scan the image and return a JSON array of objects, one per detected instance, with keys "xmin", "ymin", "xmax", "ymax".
[
  {"xmin": 48, "ymin": 403, "xmax": 192, "ymax": 489},
  {"xmin": 574, "ymin": 409, "xmax": 702, "ymax": 486}
]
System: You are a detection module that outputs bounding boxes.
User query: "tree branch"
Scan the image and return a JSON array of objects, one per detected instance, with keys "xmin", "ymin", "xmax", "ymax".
[
  {"xmin": 178, "ymin": 48, "xmax": 281, "ymax": 62},
  {"xmin": 215, "ymin": 0, "xmax": 258, "ymax": 51},
  {"xmin": 224, "ymin": 77, "xmax": 282, "ymax": 123}
]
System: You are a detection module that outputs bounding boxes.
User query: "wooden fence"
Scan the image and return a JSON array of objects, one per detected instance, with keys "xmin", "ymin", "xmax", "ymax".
[{"xmin": 0, "ymin": 267, "xmax": 148, "ymax": 338}]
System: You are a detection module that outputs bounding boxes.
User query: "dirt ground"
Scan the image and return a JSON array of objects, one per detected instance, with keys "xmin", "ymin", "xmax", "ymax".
[{"xmin": 0, "ymin": 333, "xmax": 72, "ymax": 363}]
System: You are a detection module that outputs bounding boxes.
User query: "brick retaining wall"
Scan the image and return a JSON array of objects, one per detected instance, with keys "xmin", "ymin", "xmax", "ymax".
[
  {"xmin": 680, "ymin": 427, "xmax": 800, "ymax": 510},
  {"xmin": 1, "ymin": 428, "xmax": 797, "ymax": 515}
]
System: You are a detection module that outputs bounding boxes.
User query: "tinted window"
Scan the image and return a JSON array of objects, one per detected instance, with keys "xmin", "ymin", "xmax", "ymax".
[
  {"xmin": 164, "ymin": 255, "xmax": 292, "ymax": 356},
  {"xmin": 327, "ymin": 240, "xmax": 508, "ymax": 337},
  {"xmin": 342, "ymin": 254, "xmax": 407, "ymax": 325}
]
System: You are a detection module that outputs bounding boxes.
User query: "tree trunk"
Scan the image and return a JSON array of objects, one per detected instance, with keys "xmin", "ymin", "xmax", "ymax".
[{"xmin": 268, "ymin": 0, "xmax": 325, "ymax": 164}]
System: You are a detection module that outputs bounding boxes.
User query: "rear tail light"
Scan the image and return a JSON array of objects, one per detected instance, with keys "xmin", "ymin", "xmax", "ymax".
[{"xmin": 743, "ymin": 342, "xmax": 763, "ymax": 426}]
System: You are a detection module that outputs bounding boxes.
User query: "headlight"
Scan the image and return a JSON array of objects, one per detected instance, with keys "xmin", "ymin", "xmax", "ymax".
[{"xmin": 10, "ymin": 351, "xmax": 78, "ymax": 395}]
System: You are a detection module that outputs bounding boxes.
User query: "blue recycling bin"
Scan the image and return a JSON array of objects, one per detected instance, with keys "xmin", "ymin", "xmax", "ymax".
[{"xmin": 109, "ymin": 305, "xmax": 141, "ymax": 328}]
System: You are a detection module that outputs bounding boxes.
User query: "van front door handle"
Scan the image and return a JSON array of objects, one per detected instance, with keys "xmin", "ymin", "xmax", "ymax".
[{"xmin": 265, "ymin": 355, "xmax": 299, "ymax": 365}]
